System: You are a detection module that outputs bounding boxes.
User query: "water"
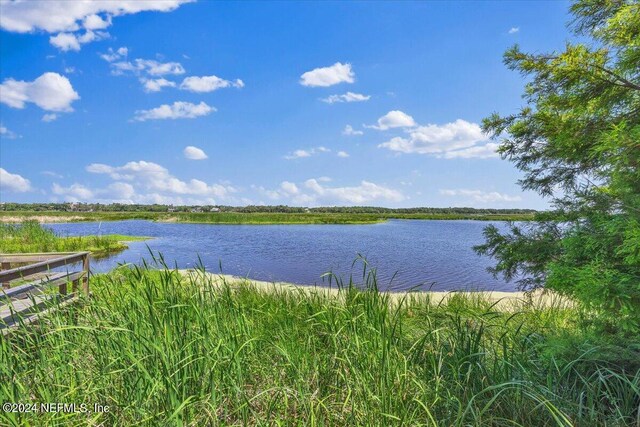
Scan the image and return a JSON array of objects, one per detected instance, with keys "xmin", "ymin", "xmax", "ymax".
[{"xmin": 47, "ymin": 219, "xmax": 515, "ymax": 292}]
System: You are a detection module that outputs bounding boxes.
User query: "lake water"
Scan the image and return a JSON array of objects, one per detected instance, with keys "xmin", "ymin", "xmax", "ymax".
[{"xmin": 47, "ymin": 219, "xmax": 516, "ymax": 292}]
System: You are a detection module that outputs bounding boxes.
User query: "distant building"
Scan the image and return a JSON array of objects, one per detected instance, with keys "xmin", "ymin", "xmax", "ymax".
[{"xmin": 210, "ymin": 207, "xmax": 220, "ymax": 212}]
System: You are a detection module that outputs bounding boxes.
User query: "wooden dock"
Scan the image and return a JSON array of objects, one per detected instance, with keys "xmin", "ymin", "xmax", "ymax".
[{"xmin": 0, "ymin": 252, "xmax": 90, "ymax": 333}]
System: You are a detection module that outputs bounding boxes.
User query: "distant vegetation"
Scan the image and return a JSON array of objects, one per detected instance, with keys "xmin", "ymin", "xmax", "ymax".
[
  {"xmin": 0, "ymin": 221, "xmax": 147, "ymax": 256},
  {"xmin": 0, "ymin": 202, "xmax": 536, "ymax": 215},
  {"xmin": 0, "ymin": 204, "xmax": 536, "ymax": 224},
  {"xmin": 1, "ymin": 260, "xmax": 638, "ymax": 425}
]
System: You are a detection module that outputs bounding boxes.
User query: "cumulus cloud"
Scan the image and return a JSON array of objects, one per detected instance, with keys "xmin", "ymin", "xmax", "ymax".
[
  {"xmin": 133, "ymin": 101, "xmax": 214, "ymax": 121},
  {"xmin": 303, "ymin": 179, "xmax": 404, "ymax": 205},
  {"xmin": 80, "ymin": 160, "xmax": 236, "ymax": 204},
  {"xmin": 300, "ymin": 62, "xmax": 355, "ymax": 87},
  {"xmin": 0, "ymin": 168, "xmax": 31, "ymax": 192},
  {"xmin": 0, "ymin": 124, "xmax": 20, "ymax": 139},
  {"xmin": 0, "ymin": 72, "xmax": 79, "ymax": 112},
  {"xmin": 508, "ymin": 27, "xmax": 520, "ymax": 34},
  {"xmin": 439, "ymin": 189, "xmax": 522, "ymax": 204},
  {"xmin": 109, "ymin": 58, "xmax": 186, "ymax": 76},
  {"xmin": 342, "ymin": 125, "xmax": 363, "ymax": 136},
  {"xmin": 183, "ymin": 146, "xmax": 208, "ymax": 160},
  {"xmin": 141, "ymin": 78, "xmax": 176, "ymax": 93},
  {"xmin": 100, "ymin": 46, "xmax": 128, "ymax": 62},
  {"xmin": 258, "ymin": 179, "xmax": 404, "ymax": 206},
  {"xmin": 103, "ymin": 52, "xmax": 186, "ymax": 92},
  {"xmin": 50, "ymin": 30, "xmax": 108, "ymax": 51},
  {"xmin": 367, "ymin": 110, "xmax": 416, "ymax": 130},
  {"xmin": 285, "ymin": 150, "xmax": 312, "ymax": 160},
  {"xmin": 42, "ymin": 113, "xmax": 58, "ymax": 122},
  {"xmin": 280, "ymin": 181, "xmax": 299, "ymax": 195},
  {"xmin": 321, "ymin": 92, "xmax": 370, "ymax": 104},
  {"xmin": 180, "ymin": 75, "xmax": 244, "ymax": 92},
  {"xmin": 284, "ymin": 146, "xmax": 331, "ymax": 160},
  {"xmin": 101, "ymin": 49, "xmax": 245, "ymax": 94},
  {"xmin": 337, "ymin": 151, "xmax": 350, "ymax": 158},
  {"xmin": 378, "ymin": 119, "xmax": 498, "ymax": 159},
  {"xmin": 0, "ymin": 1, "xmax": 193, "ymax": 50},
  {"xmin": 52, "ymin": 182, "xmax": 94, "ymax": 201}
]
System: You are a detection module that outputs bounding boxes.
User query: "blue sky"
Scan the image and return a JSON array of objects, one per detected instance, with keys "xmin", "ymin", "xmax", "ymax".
[{"xmin": 0, "ymin": 0, "xmax": 572, "ymax": 208}]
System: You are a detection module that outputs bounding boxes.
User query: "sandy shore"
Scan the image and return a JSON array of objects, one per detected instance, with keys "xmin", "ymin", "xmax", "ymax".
[
  {"xmin": 178, "ymin": 270, "xmax": 568, "ymax": 310},
  {"xmin": 0, "ymin": 215, "xmax": 88, "ymax": 223}
]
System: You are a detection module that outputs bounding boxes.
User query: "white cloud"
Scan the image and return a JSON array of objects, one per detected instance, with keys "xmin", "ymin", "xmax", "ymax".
[
  {"xmin": 107, "ymin": 182, "xmax": 136, "ymax": 200},
  {"xmin": 300, "ymin": 62, "xmax": 355, "ymax": 87},
  {"xmin": 508, "ymin": 27, "xmax": 520, "ymax": 34},
  {"xmin": 321, "ymin": 92, "xmax": 370, "ymax": 104},
  {"xmin": 133, "ymin": 101, "xmax": 214, "ymax": 121},
  {"xmin": 50, "ymin": 30, "xmax": 108, "ymax": 51},
  {"xmin": 109, "ymin": 58, "xmax": 185, "ymax": 76},
  {"xmin": 141, "ymin": 78, "xmax": 176, "ymax": 93},
  {"xmin": 258, "ymin": 179, "xmax": 405, "ymax": 206},
  {"xmin": 82, "ymin": 160, "xmax": 236, "ymax": 204},
  {"xmin": 102, "ymin": 52, "xmax": 245, "ymax": 95},
  {"xmin": 285, "ymin": 149, "xmax": 312, "ymax": 160},
  {"xmin": 100, "ymin": 46, "xmax": 128, "ymax": 62},
  {"xmin": 342, "ymin": 125, "xmax": 363, "ymax": 136},
  {"xmin": 378, "ymin": 119, "xmax": 498, "ymax": 159},
  {"xmin": 180, "ymin": 75, "xmax": 244, "ymax": 92},
  {"xmin": 439, "ymin": 189, "xmax": 522, "ymax": 203},
  {"xmin": 337, "ymin": 151, "xmax": 350, "ymax": 158},
  {"xmin": 303, "ymin": 179, "xmax": 404, "ymax": 205},
  {"xmin": 367, "ymin": 110, "xmax": 416, "ymax": 130},
  {"xmin": 0, "ymin": 72, "xmax": 79, "ymax": 112},
  {"xmin": 441, "ymin": 143, "xmax": 500, "ymax": 159},
  {"xmin": 0, "ymin": 124, "xmax": 19, "ymax": 139},
  {"xmin": 42, "ymin": 113, "xmax": 58, "ymax": 122},
  {"xmin": 0, "ymin": 1, "xmax": 193, "ymax": 51},
  {"xmin": 52, "ymin": 182, "xmax": 94, "ymax": 201},
  {"xmin": 0, "ymin": 168, "xmax": 31, "ymax": 192},
  {"xmin": 284, "ymin": 146, "xmax": 331, "ymax": 160},
  {"xmin": 83, "ymin": 14, "xmax": 111, "ymax": 30},
  {"xmin": 280, "ymin": 181, "xmax": 299, "ymax": 195},
  {"xmin": 183, "ymin": 146, "xmax": 208, "ymax": 160},
  {"xmin": 41, "ymin": 171, "xmax": 63, "ymax": 179}
]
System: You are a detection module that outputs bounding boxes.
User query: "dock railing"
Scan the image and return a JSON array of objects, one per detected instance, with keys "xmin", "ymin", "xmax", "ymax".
[{"xmin": 0, "ymin": 252, "xmax": 90, "ymax": 332}]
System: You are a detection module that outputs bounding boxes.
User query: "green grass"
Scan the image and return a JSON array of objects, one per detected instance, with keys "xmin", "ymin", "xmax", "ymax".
[
  {"xmin": 0, "ymin": 210, "xmax": 535, "ymax": 224},
  {"xmin": 0, "ymin": 221, "xmax": 148, "ymax": 256},
  {"xmin": 0, "ymin": 257, "xmax": 637, "ymax": 426}
]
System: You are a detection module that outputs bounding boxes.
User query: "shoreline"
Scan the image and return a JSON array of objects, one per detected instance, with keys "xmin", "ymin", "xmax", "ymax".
[
  {"xmin": 178, "ymin": 270, "xmax": 568, "ymax": 310},
  {"xmin": 0, "ymin": 213, "xmax": 533, "ymax": 225}
]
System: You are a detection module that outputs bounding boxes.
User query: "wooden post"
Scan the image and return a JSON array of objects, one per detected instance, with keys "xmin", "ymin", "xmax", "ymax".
[
  {"xmin": 82, "ymin": 254, "xmax": 90, "ymax": 295},
  {"xmin": 1, "ymin": 262, "xmax": 10, "ymax": 289}
]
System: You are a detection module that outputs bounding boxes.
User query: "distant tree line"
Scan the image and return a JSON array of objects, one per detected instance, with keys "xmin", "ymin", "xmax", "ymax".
[{"xmin": 0, "ymin": 202, "xmax": 536, "ymax": 215}]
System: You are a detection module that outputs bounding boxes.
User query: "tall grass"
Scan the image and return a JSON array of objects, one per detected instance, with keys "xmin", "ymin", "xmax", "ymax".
[
  {"xmin": 0, "ymin": 256, "xmax": 638, "ymax": 426},
  {"xmin": 0, "ymin": 221, "xmax": 144, "ymax": 255}
]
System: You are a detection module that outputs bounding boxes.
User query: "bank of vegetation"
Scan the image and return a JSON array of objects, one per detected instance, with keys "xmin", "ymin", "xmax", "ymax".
[
  {"xmin": 0, "ymin": 210, "xmax": 535, "ymax": 224},
  {"xmin": 1, "ymin": 261, "xmax": 638, "ymax": 426},
  {"xmin": 0, "ymin": 202, "xmax": 536, "ymax": 216},
  {"xmin": 0, "ymin": 221, "xmax": 147, "ymax": 256}
]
